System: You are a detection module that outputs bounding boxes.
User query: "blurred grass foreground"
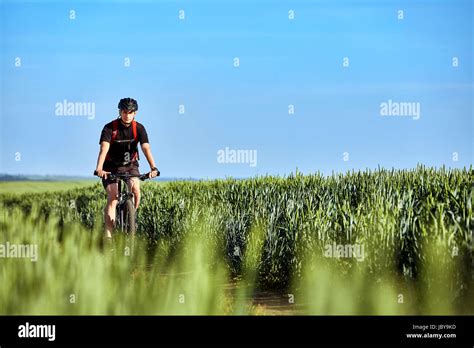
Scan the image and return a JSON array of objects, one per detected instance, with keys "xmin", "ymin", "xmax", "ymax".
[{"xmin": 0, "ymin": 166, "xmax": 473, "ymax": 315}]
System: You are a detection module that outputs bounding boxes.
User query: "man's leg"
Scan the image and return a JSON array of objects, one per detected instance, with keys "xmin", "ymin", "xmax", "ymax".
[
  {"xmin": 104, "ymin": 183, "xmax": 119, "ymax": 238},
  {"xmin": 128, "ymin": 178, "xmax": 140, "ymax": 210}
]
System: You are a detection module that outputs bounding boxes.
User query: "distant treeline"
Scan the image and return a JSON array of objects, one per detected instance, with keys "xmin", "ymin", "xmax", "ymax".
[
  {"xmin": 0, "ymin": 174, "xmax": 92, "ymax": 182},
  {"xmin": 0, "ymin": 173, "xmax": 199, "ymax": 182}
]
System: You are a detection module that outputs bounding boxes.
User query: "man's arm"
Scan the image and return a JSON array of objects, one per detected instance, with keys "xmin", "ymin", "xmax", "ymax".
[
  {"xmin": 95, "ymin": 141, "xmax": 110, "ymax": 178},
  {"xmin": 140, "ymin": 143, "xmax": 158, "ymax": 177}
]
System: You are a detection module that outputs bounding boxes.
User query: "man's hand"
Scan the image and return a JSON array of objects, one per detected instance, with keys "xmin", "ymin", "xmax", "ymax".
[
  {"xmin": 149, "ymin": 168, "xmax": 160, "ymax": 179},
  {"xmin": 95, "ymin": 169, "xmax": 110, "ymax": 179}
]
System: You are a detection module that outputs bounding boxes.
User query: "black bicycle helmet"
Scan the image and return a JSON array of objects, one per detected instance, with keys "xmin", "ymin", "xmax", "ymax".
[{"xmin": 118, "ymin": 97, "xmax": 138, "ymax": 112}]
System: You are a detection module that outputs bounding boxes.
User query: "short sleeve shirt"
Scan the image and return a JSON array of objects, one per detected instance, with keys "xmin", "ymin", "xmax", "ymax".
[{"xmin": 99, "ymin": 120, "xmax": 149, "ymax": 168}]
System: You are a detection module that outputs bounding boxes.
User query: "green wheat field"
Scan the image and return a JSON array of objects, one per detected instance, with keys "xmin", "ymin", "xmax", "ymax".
[{"xmin": 0, "ymin": 166, "xmax": 473, "ymax": 315}]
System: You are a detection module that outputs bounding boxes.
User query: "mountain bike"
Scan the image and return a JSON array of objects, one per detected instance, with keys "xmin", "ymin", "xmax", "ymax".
[{"xmin": 93, "ymin": 170, "xmax": 159, "ymax": 235}]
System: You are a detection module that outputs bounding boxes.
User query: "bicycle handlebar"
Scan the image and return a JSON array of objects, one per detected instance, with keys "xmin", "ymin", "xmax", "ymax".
[{"xmin": 93, "ymin": 170, "xmax": 160, "ymax": 181}]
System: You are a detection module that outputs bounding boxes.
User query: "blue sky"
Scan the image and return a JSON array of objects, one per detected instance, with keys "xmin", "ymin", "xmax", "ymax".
[{"xmin": 1, "ymin": 0, "xmax": 472, "ymax": 179}]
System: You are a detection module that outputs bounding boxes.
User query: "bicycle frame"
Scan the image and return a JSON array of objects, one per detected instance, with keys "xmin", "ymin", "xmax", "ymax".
[
  {"xmin": 109, "ymin": 173, "xmax": 150, "ymax": 234},
  {"xmin": 94, "ymin": 170, "xmax": 159, "ymax": 235}
]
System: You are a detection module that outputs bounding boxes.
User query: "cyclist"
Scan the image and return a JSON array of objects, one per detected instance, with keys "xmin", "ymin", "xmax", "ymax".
[{"xmin": 95, "ymin": 97, "xmax": 159, "ymax": 238}]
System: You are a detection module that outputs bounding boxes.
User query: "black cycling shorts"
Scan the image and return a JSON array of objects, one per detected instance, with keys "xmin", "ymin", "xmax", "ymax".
[{"xmin": 101, "ymin": 163, "xmax": 140, "ymax": 189}]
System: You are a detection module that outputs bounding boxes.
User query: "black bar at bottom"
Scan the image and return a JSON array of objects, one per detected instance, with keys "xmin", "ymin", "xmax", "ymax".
[{"xmin": 0, "ymin": 315, "xmax": 472, "ymax": 346}]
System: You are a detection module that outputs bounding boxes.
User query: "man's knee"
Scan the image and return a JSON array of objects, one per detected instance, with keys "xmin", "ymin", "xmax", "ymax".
[
  {"xmin": 104, "ymin": 185, "xmax": 118, "ymax": 215},
  {"xmin": 133, "ymin": 189, "xmax": 140, "ymax": 207},
  {"xmin": 106, "ymin": 199, "xmax": 118, "ymax": 210},
  {"xmin": 132, "ymin": 186, "xmax": 140, "ymax": 198},
  {"xmin": 129, "ymin": 181, "xmax": 140, "ymax": 208},
  {"xmin": 107, "ymin": 193, "xmax": 118, "ymax": 203},
  {"xmin": 129, "ymin": 179, "xmax": 140, "ymax": 195}
]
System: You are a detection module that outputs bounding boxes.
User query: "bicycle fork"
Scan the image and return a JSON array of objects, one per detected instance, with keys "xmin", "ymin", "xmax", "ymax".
[{"xmin": 116, "ymin": 179, "xmax": 135, "ymax": 233}]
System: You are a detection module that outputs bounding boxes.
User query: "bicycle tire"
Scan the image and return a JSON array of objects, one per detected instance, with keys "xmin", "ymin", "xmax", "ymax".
[{"xmin": 123, "ymin": 199, "xmax": 136, "ymax": 236}]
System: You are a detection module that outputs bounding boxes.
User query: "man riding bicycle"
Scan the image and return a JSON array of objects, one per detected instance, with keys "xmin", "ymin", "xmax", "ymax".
[{"xmin": 95, "ymin": 98, "xmax": 159, "ymax": 238}]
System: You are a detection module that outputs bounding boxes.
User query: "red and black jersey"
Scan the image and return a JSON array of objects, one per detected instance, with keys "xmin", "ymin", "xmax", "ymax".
[{"xmin": 99, "ymin": 119, "xmax": 149, "ymax": 168}]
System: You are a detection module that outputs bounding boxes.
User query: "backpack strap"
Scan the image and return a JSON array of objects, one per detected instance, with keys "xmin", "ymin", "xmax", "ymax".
[
  {"xmin": 131, "ymin": 120, "xmax": 139, "ymax": 161},
  {"xmin": 132, "ymin": 120, "xmax": 137, "ymax": 142}
]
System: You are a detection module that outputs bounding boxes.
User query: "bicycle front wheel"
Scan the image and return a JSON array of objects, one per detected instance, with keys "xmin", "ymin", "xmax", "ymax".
[{"xmin": 123, "ymin": 199, "xmax": 136, "ymax": 236}]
